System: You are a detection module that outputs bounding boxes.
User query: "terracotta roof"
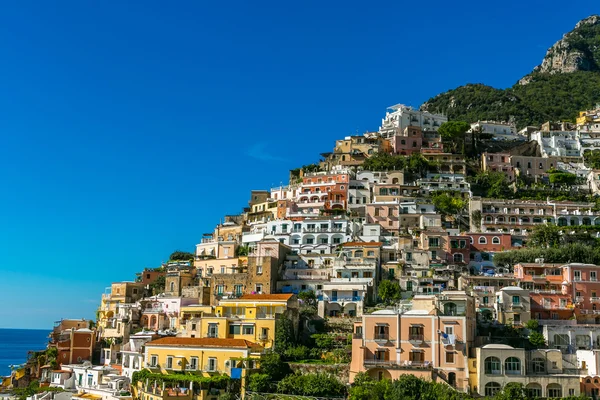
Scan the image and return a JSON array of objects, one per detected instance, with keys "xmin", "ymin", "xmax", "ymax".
[
  {"xmin": 145, "ymin": 337, "xmax": 259, "ymax": 348},
  {"xmin": 237, "ymin": 294, "xmax": 293, "ymax": 301},
  {"xmin": 342, "ymin": 242, "xmax": 383, "ymax": 247}
]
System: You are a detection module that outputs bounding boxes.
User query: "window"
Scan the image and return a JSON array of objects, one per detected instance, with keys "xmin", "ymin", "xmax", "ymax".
[
  {"xmin": 575, "ymin": 270, "xmax": 581, "ymax": 281},
  {"xmin": 166, "ymin": 356, "xmax": 173, "ymax": 369},
  {"xmin": 229, "ymin": 325, "xmax": 241, "ymax": 334},
  {"xmin": 87, "ymin": 375, "xmax": 93, "ymax": 386},
  {"xmin": 512, "ymin": 295, "xmax": 520, "ymax": 305},
  {"xmin": 256, "ymin": 265, "xmax": 263, "ymax": 275},
  {"xmin": 492, "ymin": 236, "xmax": 500, "ymax": 244},
  {"xmin": 484, "ymin": 357, "xmax": 501, "ymax": 374},
  {"xmin": 485, "ymin": 382, "xmax": 501, "ymax": 396},
  {"xmin": 547, "ymin": 384, "xmax": 562, "ymax": 398},
  {"xmin": 592, "ymin": 271, "xmax": 597, "ymax": 281},
  {"xmin": 306, "ymin": 238, "xmax": 314, "ymax": 244},
  {"xmin": 150, "ymin": 355, "xmax": 158, "ymax": 367},
  {"xmin": 234, "ymin": 285, "xmax": 243, "ymax": 296},
  {"xmin": 243, "ymin": 325, "xmax": 255, "ymax": 335},
  {"xmin": 189, "ymin": 357, "xmax": 198, "ymax": 370},
  {"xmin": 479, "ymin": 237, "xmax": 487, "ymax": 244},
  {"xmin": 367, "ymin": 251, "xmax": 375, "ymax": 256},
  {"xmin": 320, "ymin": 237, "xmax": 328, "ymax": 244},
  {"xmin": 255, "ymin": 284, "xmax": 263, "ymax": 293},
  {"xmin": 504, "ymin": 357, "xmax": 521, "ymax": 375},
  {"xmin": 216, "ymin": 285, "xmax": 224, "ymax": 295},
  {"xmin": 532, "ymin": 358, "xmax": 545, "ymax": 373},
  {"xmin": 446, "ymin": 352, "xmax": 455, "ymax": 363},
  {"xmin": 428, "ymin": 238, "xmax": 440, "ymax": 247},
  {"xmin": 207, "ymin": 358, "xmax": 217, "ymax": 372}
]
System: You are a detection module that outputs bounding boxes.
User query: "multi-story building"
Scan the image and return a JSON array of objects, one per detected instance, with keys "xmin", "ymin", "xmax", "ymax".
[
  {"xmin": 98, "ymin": 282, "xmax": 145, "ymax": 332},
  {"xmin": 179, "ymin": 294, "xmax": 298, "ymax": 349},
  {"xmin": 471, "ymin": 345, "xmax": 581, "ymax": 398},
  {"xmin": 139, "ymin": 296, "xmax": 197, "ymax": 332},
  {"xmin": 119, "ymin": 331, "xmax": 159, "ymax": 378},
  {"xmin": 531, "ymin": 130, "xmax": 582, "ymax": 159},
  {"xmin": 350, "ymin": 291, "xmax": 475, "ymax": 391},
  {"xmin": 209, "ymin": 239, "xmax": 291, "ymax": 304},
  {"xmin": 49, "ymin": 325, "xmax": 96, "ymax": 365},
  {"xmin": 467, "ymin": 232, "xmax": 516, "ymax": 270},
  {"xmin": 296, "ymin": 169, "xmax": 351, "ymax": 213},
  {"xmin": 481, "ymin": 153, "xmax": 516, "ymax": 182},
  {"xmin": 417, "ymin": 174, "xmax": 471, "ymax": 198},
  {"xmin": 470, "ymin": 121, "xmax": 522, "ymax": 141},
  {"xmin": 470, "ymin": 198, "xmax": 600, "ymax": 235},
  {"xmin": 320, "ymin": 133, "xmax": 391, "ymax": 169},
  {"xmin": 378, "ymin": 104, "xmax": 447, "ymax": 139},
  {"xmin": 278, "ymin": 253, "xmax": 334, "ymax": 296},
  {"xmin": 318, "ymin": 242, "xmax": 380, "ymax": 318},
  {"xmin": 390, "ymin": 126, "xmax": 423, "ymax": 155},
  {"xmin": 494, "ymin": 286, "xmax": 531, "ymax": 326},
  {"xmin": 514, "ymin": 262, "xmax": 575, "ymax": 321},
  {"xmin": 366, "ymin": 201, "xmax": 441, "ymax": 235},
  {"xmin": 143, "ymin": 337, "xmax": 263, "ymax": 376}
]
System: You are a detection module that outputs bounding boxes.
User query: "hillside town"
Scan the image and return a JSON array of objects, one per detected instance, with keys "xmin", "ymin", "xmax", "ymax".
[{"xmin": 6, "ymin": 102, "xmax": 600, "ymax": 400}]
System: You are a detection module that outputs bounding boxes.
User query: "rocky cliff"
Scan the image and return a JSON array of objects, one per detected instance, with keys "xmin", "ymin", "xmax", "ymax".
[{"xmin": 421, "ymin": 15, "xmax": 600, "ymax": 128}]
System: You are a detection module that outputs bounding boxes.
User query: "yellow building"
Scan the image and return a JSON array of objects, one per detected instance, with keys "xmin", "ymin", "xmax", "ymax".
[
  {"xmin": 144, "ymin": 337, "xmax": 262, "ymax": 377},
  {"xmin": 180, "ymin": 294, "xmax": 299, "ymax": 349}
]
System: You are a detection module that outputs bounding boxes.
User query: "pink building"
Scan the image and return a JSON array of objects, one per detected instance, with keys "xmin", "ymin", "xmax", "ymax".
[
  {"xmin": 350, "ymin": 291, "xmax": 475, "ymax": 392},
  {"xmin": 481, "ymin": 153, "xmax": 516, "ymax": 182},
  {"xmin": 391, "ymin": 126, "xmax": 423, "ymax": 155}
]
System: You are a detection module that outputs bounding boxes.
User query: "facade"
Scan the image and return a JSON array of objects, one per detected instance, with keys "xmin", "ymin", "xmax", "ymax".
[
  {"xmin": 349, "ymin": 291, "xmax": 476, "ymax": 392},
  {"xmin": 143, "ymin": 337, "xmax": 262, "ymax": 377},
  {"xmin": 378, "ymin": 104, "xmax": 447, "ymax": 139},
  {"xmin": 494, "ymin": 286, "xmax": 531, "ymax": 326},
  {"xmin": 470, "ymin": 121, "xmax": 521, "ymax": 141},
  {"xmin": 472, "ymin": 345, "xmax": 581, "ymax": 398},
  {"xmin": 51, "ymin": 327, "xmax": 96, "ymax": 365}
]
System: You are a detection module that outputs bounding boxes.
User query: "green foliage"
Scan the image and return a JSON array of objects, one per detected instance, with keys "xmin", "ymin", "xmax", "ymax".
[
  {"xmin": 235, "ymin": 245, "xmax": 250, "ymax": 256},
  {"xmin": 377, "ymin": 279, "xmax": 401, "ymax": 304},
  {"xmin": 169, "ymin": 250, "xmax": 194, "ymax": 261},
  {"xmin": 438, "ymin": 121, "xmax": 470, "ymax": 154},
  {"xmin": 283, "ymin": 345, "xmax": 315, "ymax": 361},
  {"xmin": 524, "ymin": 319, "xmax": 539, "ymax": 331},
  {"xmin": 421, "ymin": 71, "xmax": 600, "ymax": 129},
  {"xmin": 493, "ymin": 242, "xmax": 600, "ymax": 267},
  {"xmin": 247, "ymin": 373, "xmax": 273, "ymax": 393},
  {"xmin": 493, "ymin": 382, "xmax": 528, "ymax": 400},
  {"xmin": 276, "ymin": 373, "xmax": 346, "ymax": 397},
  {"xmin": 528, "ymin": 224, "xmax": 562, "ymax": 248},
  {"xmin": 431, "ymin": 192, "xmax": 466, "ymax": 216},
  {"xmin": 298, "ymin": 290, "xmax": 317, "ymax": 307},
  {"xmin": 256, "ymin": 353, "xmax": 291, "ymax": 382},
  {"xmin": 350, "ymin": 374, "xmax": 471, "ymax": 400},
  {"xmin": 274, "ymin": 314, "xmax": 295, "ymax": 353},
  {"xmin": 362, "ymin": 152, "xmax": 406, "ymax": 171},
  {"xmin": 12, "ymin": 381, "xmax": 65, "ymax": 400},
  {"xmin": 149, "ymin": 274, "xmax": 166, "ymax": 295},
  {"xmin": 584, "ymin": 150, "xmax": 600, "ymax": 169},
  {"xmin": 529, "ymin": 331, "xmax": 546, "ymax": 348},
  {"xmin": 471, "ymin": 171, "xmax": 512, "ymax": 198},
  {"xmin": 548, "ymin": 170, "xmax": 577, "ymax": 185},
  {"xmin": 131, "ymin": 370, "xmax": 230, "ymax": 390}
]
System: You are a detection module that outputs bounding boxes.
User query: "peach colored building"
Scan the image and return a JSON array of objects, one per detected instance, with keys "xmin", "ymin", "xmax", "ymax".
[{"xmin": 350, "ymin": 291, "xmax": 475, "ymax": 392}]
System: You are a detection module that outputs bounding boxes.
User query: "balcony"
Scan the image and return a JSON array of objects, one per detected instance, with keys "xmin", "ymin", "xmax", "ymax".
[
  {"xmin": 206, "ymin": 332, "xmax": 219, "ymax": 338},
  {"xmin": 374, "ymin": 333, "xmax": 389, "ymax": 341},
  {"xmin": 258, "ymin": 334, "xmax": 268, "ymax": 340},
  {"xmin": 592, "ymin": 297, "xmax": 600, "ymax": 303},
  {"xmin": 409, "ymin": 334, "xmax": 424, "ymax": 343},
  {"xmin": 363, "ymin": 360, "xmax": 432, "ymax": 370},
  {"xmin": 203, "ymin": 365, "xmax": 218, "ymax": 373}
]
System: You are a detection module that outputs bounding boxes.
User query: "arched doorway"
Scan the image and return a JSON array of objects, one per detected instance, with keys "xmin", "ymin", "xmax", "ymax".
[{"xmin": 448, "ymin": 372, "xmax": 456, "ymax": 387}]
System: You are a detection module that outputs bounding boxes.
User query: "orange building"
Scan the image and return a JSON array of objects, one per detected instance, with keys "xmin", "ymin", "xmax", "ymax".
[{"xmin": 350, "ymin": 291, "xmax": 475, "ymax": 392}]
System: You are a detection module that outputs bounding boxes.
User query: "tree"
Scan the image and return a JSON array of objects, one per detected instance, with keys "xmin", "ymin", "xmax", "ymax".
[
  {"xmin": 524, "ymin": 319, "xmax": 539, "ymax": 331},
  {"xmin": 438, "ymin": 121, "xmax": 471, "ymax": 154},
  {"xmin": 298, "ymin": 290, "xmax": 317, "ymax": 307},
  {"xmin": 548, "ymin": 170, "xmax": 577, "ymax": 185},
  {"xmin": 276, "ymin": 373, "xmax": 346, "ymax": 397},
  {"xmin": 274, "ymin": 315, "xmax": 296, "ymax": 353},
  {"xmin": 493, "ymin": 382, "xmax": 528, "ymax": 400},
  {"xmin": 169, "ymin": 250, "xmax": 194, "ymax": 261},
  {"xmin": 378, "ymin": 280, "xmax": 401, "ymax": 304},
  {"xmin": 362, "ymin": 152, "xmax": 406, "ymax": 171},
  {"xmin": 431, "ymin": 192, "xmax": 466, "ymax": 216},
  {"xmin": 529, "ymin": 224, "xmax": 562, "ymax": 248},
  {"xmin": 150, "ymin": 275, "xmax": 166, "ymax": 295},
  {"xmin": 405, "ymin": 153, "xmax": 431, "ymax": 180},
  {"xmin": 529, "ymin": 331, "xmax": 546, "ymax": 348}
]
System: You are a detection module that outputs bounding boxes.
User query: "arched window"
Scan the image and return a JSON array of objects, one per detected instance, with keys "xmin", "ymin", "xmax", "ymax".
[
  {"xmin": 531, "ymin": 358, "xmax": 545, "ymax": 373},
  {"xmin": 497, "ymin": 216, "xmax": 504, "ymax": 222},
  {"xmin": 521, "ymin": 217, "xmax": 530, "ymax": 223},
  {"xmin": 479, "ymin": 237, "xmax": 487, "ymax": 244},
  {"xmin": 453, "ymin": 253, "xmax": 463, "ymax": 263},
  {"xmin": 485, "ymin": 382, "xmax": 501, "ymax": 396},
  {"xmin": 444, "ymin": 303, "xmax": 457, "ymax": 316},
  {"xmin": 492, "ymin": 237, "xmax": 500, "ymax": 244},
  {"xmin": 547, "ymin": 383, "xmax": 562, "ymax": 398},
  {"xmin": 526, "ymin": 383, "xmax": 542, "ymax": 398},
  {"xmin": 485, "ymin": 216, "xmax": 492, "ymax": 223},
  {"xmin": 484, "ymin": 357, "xmax": 501, "ymax": 374},
  {"xmin": 504, "ymin": 357, "xmax": 521, "ymax": 375}
]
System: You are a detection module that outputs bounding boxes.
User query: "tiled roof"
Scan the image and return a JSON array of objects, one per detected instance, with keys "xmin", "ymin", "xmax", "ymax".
[
  {"xmin": 145, "ymin": 337, "xmax": 258, "ymax": 348},
  {"xmin": 237, "ymin": 294, "xmax": 293, "ymax": 301}
]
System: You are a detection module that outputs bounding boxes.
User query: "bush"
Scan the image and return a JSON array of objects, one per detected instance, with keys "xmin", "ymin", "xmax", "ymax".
[{"xmin": 276, "ymin": 373, "xmax": 346, "ymax": 397}]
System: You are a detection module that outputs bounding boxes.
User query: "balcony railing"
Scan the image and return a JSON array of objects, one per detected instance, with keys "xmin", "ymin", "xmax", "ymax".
[
  {"xmin": 409, "ymin": 334, "xmax": 424, "ymax": 342},
  {"xmin": 374, "ymin": 333, "xmax": 389, "ymax": 341},
  {"xmin": 206, "ymin": 332, "xmax": 219, "ymax": 338},
  {"xmin": 364, "ymin": 360, "xmax": 432, "ymax": 369},
  {"xmin": 258, "ymin": 334, "xmax": 268, "ymax": 340}
]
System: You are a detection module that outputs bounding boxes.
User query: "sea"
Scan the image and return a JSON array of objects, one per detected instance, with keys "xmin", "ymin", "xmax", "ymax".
[{"xmin": 0, "ymin": 329, "xmax": 50, "ymax": 377}]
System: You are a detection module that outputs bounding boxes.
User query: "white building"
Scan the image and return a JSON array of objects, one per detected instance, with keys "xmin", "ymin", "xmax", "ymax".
[
  {"xmin": 378, "ymin": 104, "xmax": 447, "ymax": 139},
  {"xmin": 531, "ymin": 131, "xmax": 581, "ymax": 158},
  {"xmin": 119, "ymin": 332, "xmax": 157, "ymax": 379},
  {"xmin": 470, "ymin": 121, "xmax": 523, "ymax": 141},
  {"xmin": 417, "ymin": 174, "xmax": 471, "ymax": 197}
]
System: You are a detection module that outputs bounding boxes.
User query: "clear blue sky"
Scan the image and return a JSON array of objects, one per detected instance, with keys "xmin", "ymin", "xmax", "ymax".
[{"xmin": 0, "ymin": 1, "xmax": 596, "ymax": 329}]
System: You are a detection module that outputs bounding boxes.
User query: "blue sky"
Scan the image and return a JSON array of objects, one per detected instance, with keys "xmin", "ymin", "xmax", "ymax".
[{"xmin": 0, "ymin": 1, "xmax": 596, "ymax": 329}]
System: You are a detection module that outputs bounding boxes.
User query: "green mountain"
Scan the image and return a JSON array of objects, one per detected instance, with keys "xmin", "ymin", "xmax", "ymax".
[{"xmin": 421, "ymin": 15, "xmax": 600, "ymax": 129}]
